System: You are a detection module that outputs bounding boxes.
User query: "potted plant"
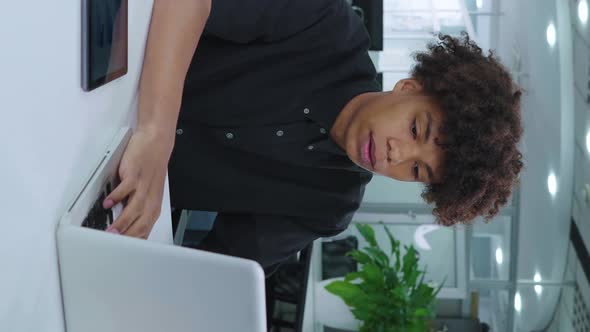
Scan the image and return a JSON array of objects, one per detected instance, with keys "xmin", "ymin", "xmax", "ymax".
[{"xmin": 324, "ymin": 223, "xmax": 443, "ymax": 332}]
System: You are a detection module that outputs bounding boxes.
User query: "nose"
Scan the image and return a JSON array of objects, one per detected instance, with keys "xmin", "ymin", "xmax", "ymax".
[{"xmin": 387, "ymin": 138, "xmax": 416, "ymax": 166}]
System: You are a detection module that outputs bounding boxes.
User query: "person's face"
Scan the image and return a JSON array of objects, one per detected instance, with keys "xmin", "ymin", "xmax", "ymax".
[{"xmin": 344, "ymin": 79, "xmax": 445, "ymax": 184}]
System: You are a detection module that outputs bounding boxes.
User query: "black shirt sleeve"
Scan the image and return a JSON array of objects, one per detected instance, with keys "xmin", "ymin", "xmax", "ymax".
[
  {"xmin": 204, "ymin": 0, "xmax": 339, "ymax": 43},
  {"xmin": 195, "ymin": 212, "xmax": 345, "ymax": 276}
]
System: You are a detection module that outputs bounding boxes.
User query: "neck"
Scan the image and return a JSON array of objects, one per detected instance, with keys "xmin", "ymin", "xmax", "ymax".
[{"xmin": 330, "ymin": 91, "xmax": 383, "ymax": 149}]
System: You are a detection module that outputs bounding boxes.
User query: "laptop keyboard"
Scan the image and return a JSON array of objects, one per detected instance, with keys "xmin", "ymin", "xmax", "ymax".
[{"xmin": 81, "ymin": 182, "xmax": 114, "ymax": 231}]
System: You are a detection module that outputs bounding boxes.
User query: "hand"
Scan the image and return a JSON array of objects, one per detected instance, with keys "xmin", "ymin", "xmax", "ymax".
[{"xmin": 104, "ymin": 128, "xmax": 174, "ymax": 239}]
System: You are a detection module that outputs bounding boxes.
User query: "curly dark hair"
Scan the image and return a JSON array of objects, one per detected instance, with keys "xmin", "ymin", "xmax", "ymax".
[{"xmin": 411, "ymin": 33, "xmax": 523, "ymax": 226}]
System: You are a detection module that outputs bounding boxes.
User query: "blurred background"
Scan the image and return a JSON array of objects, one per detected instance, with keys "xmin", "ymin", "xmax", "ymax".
[{"xmin": 255, "ymin": 0, "xmax": 589, "ymax": 331}]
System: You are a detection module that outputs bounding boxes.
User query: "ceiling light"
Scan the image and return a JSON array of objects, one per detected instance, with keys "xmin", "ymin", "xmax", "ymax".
[
  {"xmin": 548, "ymin": 172, "xmax": 558, "ymax": 197},
  {"xmin": 586, "ymin": 131, "xmax": 590, "ymax": 154},
  {"xmin": 534, "ymin": 273, "xmax": 543, "ymax": 295},
  {"xmin": 476, "ymin": 0, "xmax": 483, "ymax": 9},
  {"xmin": 514, "ymin": 292, "xmax": 522, "ymax": 312},
  {"xmin": 546, "ymin": 23, "xmax": 557, "ymax": 48},
  {"xmin": 580, "ymin": 0, "xmax": 589, "ymax": 25},
  {"xmin": 495, "ymin": 248, "xmax": 503, "ymax": 265}
]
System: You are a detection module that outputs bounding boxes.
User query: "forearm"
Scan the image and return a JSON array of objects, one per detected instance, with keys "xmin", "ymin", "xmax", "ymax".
[{"xmin": 137, "ymin": 0, "xmax": 211, "ymax": 138}]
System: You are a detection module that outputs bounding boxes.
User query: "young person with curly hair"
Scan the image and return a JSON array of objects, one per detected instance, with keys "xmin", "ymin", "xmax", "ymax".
[{"xmin": 104, "ymin": 0, "xmax": 523, "ymax": 274}]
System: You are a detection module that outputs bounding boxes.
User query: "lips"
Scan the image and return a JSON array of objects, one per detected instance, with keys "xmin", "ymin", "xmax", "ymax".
[
  {"xmin": 369, "ymin": 134, "xmax": 376, "ymax": 168},
  {"xmin": 361, "ymin": 134, "xmax": 371, "ymax": 170},
  {"xmin": 360, "ymin": 132, "xmax": 376, "ymax": 171}
]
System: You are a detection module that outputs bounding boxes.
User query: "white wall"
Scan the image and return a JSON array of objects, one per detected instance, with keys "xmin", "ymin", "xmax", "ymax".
[{"xmin": 0, "ymin": 2, "xmax": 172, "ymax": 331}]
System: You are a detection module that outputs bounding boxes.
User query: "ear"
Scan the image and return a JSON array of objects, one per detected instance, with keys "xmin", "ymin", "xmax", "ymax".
[{"xmin": 392, "ymin": 78, "xmax": 423, "ymax": 95}]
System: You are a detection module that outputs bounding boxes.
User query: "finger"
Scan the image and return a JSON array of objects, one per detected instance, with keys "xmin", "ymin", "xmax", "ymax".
[
  {"xmin": 103, "ymin": 176, "xmax": 136, "ymax": 209},
  {"xmin": 108, "ymin": 204, "xmax": 140, "ymax": 235},
  {"xmin": 123, "ymin": 215, "xmax": 154, "ymax": 239},
  {"xmin": 124, "ymin": 197, "xmax": 162, "ymax": 239},
  {"xmin": 122, "ymin": 172, "xmax": 165, "ymax": 239},
  {"xmin": 109, "ymin": 191, "xmax": 144, "ymax": 234}
]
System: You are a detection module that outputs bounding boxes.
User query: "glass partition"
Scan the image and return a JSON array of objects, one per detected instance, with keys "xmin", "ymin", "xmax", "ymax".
[
  {"xmin": 472, "ymin": 287, "xmax": 511, "ymax": 332},
  {"xmin": 470, "ymin": 216, "xmax": 512, "ymax": 281}
]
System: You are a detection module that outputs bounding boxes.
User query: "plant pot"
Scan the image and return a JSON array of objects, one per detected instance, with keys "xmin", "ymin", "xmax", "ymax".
[{"xmin": 314, "ymin": 278, "xmax": 361, "ymax": 331}]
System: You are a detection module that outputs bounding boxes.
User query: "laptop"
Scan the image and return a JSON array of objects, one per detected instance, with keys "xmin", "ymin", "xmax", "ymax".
[{"xmin": 56, "ymin": 127, "xmax": 267, "ymax": 332}]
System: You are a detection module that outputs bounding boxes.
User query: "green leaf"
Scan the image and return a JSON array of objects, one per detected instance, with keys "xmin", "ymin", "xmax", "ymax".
[
  {"xmin": 381, "ymin": 222, "xmax": 399, "ymax": 256},
  {"xmin": 344, "ymin": 271, "xmax": 364, "ymax": 282},
  {"xmin": 376, "ymin": 323, "xmax": 385, "ymax": 332},
  {"xmin": 324, "ymin": 281, "xmax": 364, "ymax": 305},
  {"xmin": 407, "ymin": 322, "xmax": 428, "ymax": 332},
  {"xmin": 351, "ymin": 307, "xmax": 371, "ymax": 321},
  {"xmin": 384, "ymin": 266, "xmax": 399, "ymax": 288},
  {"xmin": 402, "ymin": 246, "xmax": 419, "ymax": 280},
  {"xmin": 416, "ymin": 266, "xmax": 427, "ymax": 288},
  {"xmin": 394, "ymin": 241, "xmax": 401, "ymax": 272},
  {"xmin": 356, "ymin": 223, "xmax": 378, "ymax": 247},
  {"xmin": 362, "ymin": 263, "xmax": 384, "ymax": 286},
  {"xmin": 391, "ymin": 286, "xmax": 408, "ymax": 303},
  {"xmin": 361, "ymin": 325, "xmax": 372, "ymax": 332},
  {"xmin": 347, "ymin": 250, "xmax": 372, "ymax": 265},
  {"xmin": 364, "ymin": 246, "xmax": 390, "ymax": 268},
  {"xmin": 406, "ymin": 269, "xmax": 421, "ymax": 289},
  {"xmin": 414, "ymin": 308, "xmax": 431, "ymax": 318},
  {"xmin": 410, "ymin": 284, "xmax": 436, "ymax": 308},
  {"xmin": 349, "ymin": 292, "xmax": 371, "ymax": 309}
]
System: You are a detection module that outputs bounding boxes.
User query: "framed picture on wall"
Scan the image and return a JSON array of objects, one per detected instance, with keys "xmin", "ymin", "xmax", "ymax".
[{"xmin": 81, "ymin": 0, "xmax": 128, "ymax": 91}]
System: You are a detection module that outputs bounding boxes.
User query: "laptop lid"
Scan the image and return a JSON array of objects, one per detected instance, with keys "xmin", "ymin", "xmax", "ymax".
[{"xmin": 56, "ymin": 127, "xmax": 267, "ymax": 332}]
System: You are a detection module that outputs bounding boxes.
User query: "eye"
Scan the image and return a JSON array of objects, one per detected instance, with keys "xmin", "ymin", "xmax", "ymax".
[
  {"xmin": 412, "ymin": 161, "xmax": 419, "ymax": 180},
  {"xmin": 411, "ymin": 118, "xmax": 417, "ymax": 139}
]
